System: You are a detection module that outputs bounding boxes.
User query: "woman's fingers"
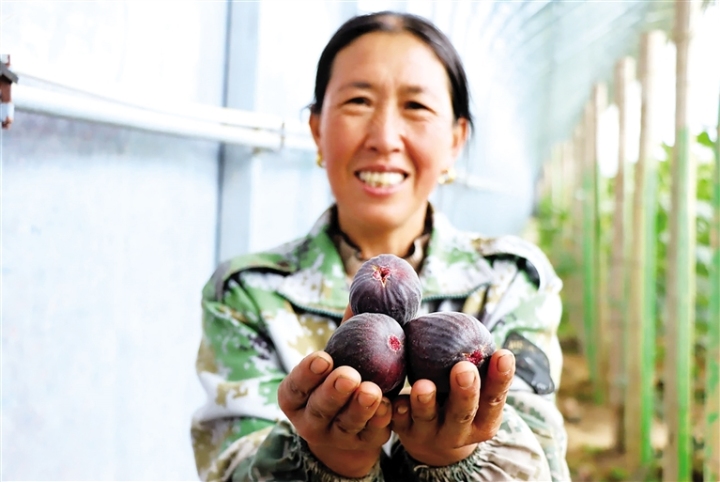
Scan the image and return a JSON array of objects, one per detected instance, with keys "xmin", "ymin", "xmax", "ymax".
[
  {"xmin": 366, "ymin": 396, "xmax": 393, "ymax": 429},
  {"xmin": 472, "ymin": 350, "xmax": 515, "ymax": 439},
  {"xmin": 304, "ymin": 365, "xmax": 362, "ymax": 425},
  {"xmin": 332, "ymin": 381, "xmax": 383, "ymax": 435},
  {"xmin": 390, "ymin": 379, "xmax": 439, "ymax": 441},
  {"xmin": 408, "ymin": 378, "xmax": 439, "ymax": 427},
  {"xmin": 390, "ymin": 394, "xmax": 412, "ymax": 432},
  {"xmin": 442, "ymin": 362, "xmax": 480, "ymax": 440},
  {"xmin": 278, "ymin": 351, "xmax": 333, "ymax": 415}
]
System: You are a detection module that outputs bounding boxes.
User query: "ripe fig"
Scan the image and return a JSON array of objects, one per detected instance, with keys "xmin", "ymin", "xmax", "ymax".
[
  {"xmin": 405, "ymin": 311, "xmax": 496, "ymax": 395},
  {"xmin": 349, "ymin": 254, "xmax": 422, "ymax": 325},
  {"xmin": 324, "ymin": 312, "xmax": 406, "ymax": 397}
]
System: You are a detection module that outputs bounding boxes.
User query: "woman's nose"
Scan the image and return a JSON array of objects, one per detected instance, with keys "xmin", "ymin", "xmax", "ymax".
[{"xmin": 364, "ymin": 106, "xmax": 403, "ymax": 154}]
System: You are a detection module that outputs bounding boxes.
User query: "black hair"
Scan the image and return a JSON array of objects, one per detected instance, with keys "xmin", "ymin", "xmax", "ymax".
[{"xmin": 310, "ymin": 11, "xmax": 474, "ymax": 131}]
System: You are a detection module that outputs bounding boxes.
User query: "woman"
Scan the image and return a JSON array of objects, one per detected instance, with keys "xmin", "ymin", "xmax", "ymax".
[{"xmin": 192, "ymin": 11, "xmax": 569, "ymax": 482}]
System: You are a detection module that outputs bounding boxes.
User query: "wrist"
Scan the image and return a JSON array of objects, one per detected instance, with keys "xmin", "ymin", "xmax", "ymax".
[
  {"xmin": 305, "ymin": 441, "xmax": 381, "ymax": 478},
  {"xmin": 403, "ymin": 443, "xmax": 478, "ymax": 467}
]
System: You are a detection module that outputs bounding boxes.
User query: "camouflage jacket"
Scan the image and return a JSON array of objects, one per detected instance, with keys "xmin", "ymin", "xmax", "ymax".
[{"xmin": 192, "ymin": 205, "xmax": 570, "ymax": 481}]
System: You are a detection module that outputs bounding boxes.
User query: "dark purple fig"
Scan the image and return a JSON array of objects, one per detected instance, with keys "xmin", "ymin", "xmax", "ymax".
[
  {"xmin": 349, "ymin": 254, "xmax": 422, "ymax": 325},
  {"xmin": 405, "ymin": 311, "xmax": 496, "ymax": 395},
  {"xmin": 324, "ymin": 312, "xmax": 406, "ymax": 397}
]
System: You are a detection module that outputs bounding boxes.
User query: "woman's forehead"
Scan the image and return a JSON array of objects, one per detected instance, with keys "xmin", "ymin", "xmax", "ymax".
[{"xmin": 328, "ymin": 32, "xmax": 450, "ymax": 92}]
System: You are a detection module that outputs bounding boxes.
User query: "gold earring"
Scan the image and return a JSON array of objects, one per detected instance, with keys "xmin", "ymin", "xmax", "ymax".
[
  {"xmin": 438, "ymin": 167, "xmax": 456, "ymax": 185},
  {"xmin": 316, "ymin": 152, "xmax": 324, "ymax": 168}
]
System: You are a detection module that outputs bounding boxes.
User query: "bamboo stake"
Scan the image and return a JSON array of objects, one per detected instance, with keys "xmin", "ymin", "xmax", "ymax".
[
  {"xmin": 556, "ymin": 140, "xmax": 582, "ymax": 341},
  {"xmin": 663, "ymin": 1, "xmax": 698, "ymax": 480},
  {"xmin": 626, "ymin": 31, "xmax": 663, "ymax": 475},
  {"xmin": 595, "ymin": 84, "xmax": 610, "ymax": 403},
  {"xmin": 582, "ymin": 85, "xmax": 607, "ymax": 404},
  {"xmin": 704, "ymin": 91, "xmax": 720, "ymax": 482},
  {"xmin": 609, "ymin": 56, "xmax": 634, "ymax": 453},
  {"xmin": 581, "ymin": 102, "xmax": 600, "ymax": 400},
  {"xmin": 570, "ymin": 128, "xmax": 586, "ymax": 345}
]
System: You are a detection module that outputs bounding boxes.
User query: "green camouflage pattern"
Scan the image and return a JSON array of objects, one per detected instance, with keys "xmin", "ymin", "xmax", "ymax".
[{"xmin": 191, "ymin": 206, "xmax": 570, "ymax": 481}]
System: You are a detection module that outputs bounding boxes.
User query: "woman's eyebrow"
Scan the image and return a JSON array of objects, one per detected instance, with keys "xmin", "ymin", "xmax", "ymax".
[
  {"xmin": 402, "ymin": 85, "xmax": 428, "ymax": 95},
  {"xmin": 337, "ymin": 82, "xmax": 435, "ymax": 98},
  {"xmin": 338, "ymin": 81, "xmax": 373, "ymax": 91}
]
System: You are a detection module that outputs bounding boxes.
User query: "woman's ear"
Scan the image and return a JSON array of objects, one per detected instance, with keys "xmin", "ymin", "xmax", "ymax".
[
  {"xmin": 450, "ymin": 117, "xmax": 469, "ymax": 159},
  {"xmin": 309, "ymin": 112, "xmax": 322, "ymax": 149}
]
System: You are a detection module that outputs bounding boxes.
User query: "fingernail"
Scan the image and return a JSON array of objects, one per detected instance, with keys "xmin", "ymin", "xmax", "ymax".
[
  {"xmin": 334, "ymin": 376, "xmax": 357, "ymax": 394},
  {"xmin": 396, "ymin": 404, "xmax": 409, "ymax": 415},
  {"xmin": 418, "ymin": 392, "xmax": 433, "ymax": 404},
  {"xmin": 358, "ymin": 390, "xmax": 376, "ymax": 408},
  {"xmin": 456, "ymin": 370, "xmax": 475, "ymax": 388},
  {"xmin": 376, "ymin": 400, "xmax": 389, "ymax": 417},
  {"xmin": 310, "ymin": 356, "xmax": 330, "ymax": 374},
  {"xmin": 498, "ymin": 353, "xmax": 515, "ymax": 374}
]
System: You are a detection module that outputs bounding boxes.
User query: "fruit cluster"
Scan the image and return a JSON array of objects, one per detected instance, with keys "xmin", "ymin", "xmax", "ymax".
[{"xmin": 324, "ymin": 254, "xmax": 496, "ymax": 399}]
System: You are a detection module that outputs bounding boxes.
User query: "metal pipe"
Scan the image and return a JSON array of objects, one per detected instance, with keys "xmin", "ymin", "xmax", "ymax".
[{"xmin": 12, "ymin": 80, "xmax": 316, "ymax": 152}]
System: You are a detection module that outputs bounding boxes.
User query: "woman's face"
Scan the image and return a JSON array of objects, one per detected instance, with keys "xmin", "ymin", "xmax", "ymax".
[{"xmin": 310, "ymin": 31, "xmax": 468, "ymax": 235}]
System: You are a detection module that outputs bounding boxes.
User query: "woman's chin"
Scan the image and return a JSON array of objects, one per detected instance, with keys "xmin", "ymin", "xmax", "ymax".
[{"xmin": 342, "ymin": 204, "xmax": 418, "ymax": 232}]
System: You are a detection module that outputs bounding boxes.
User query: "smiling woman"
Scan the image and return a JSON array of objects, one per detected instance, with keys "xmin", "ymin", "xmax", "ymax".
[
  {"xmin": 191, "ymin": 10, "xmax": 570, "ymax": 482},
  {"xmin": 309, "ymin": 29, "xmax": 468, "ymax": 260}
]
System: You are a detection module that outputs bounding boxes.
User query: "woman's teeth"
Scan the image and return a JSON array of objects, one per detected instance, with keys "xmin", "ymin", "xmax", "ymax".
[{"xmin": 357, "ymin": 171, "xmax": 405, "ymax": 188}]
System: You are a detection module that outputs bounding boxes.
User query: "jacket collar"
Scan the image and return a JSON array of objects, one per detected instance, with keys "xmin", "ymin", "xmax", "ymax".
[{"xmin": 277, "ymin": 204, "xmax": 494, "ymax": 318}]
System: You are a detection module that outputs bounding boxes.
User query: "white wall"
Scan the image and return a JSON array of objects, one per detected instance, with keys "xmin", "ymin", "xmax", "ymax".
[{"xmin": 2, "ymin": 2, "xmax": 227, "ymax": 479}]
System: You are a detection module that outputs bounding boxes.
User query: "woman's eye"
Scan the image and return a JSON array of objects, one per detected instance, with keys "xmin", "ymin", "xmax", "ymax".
[
  {"xmin": 406, "ymin": 101, "xmax": 427, "ymax": 110},
  {"xmin": 347, "ymin": 97, "xmax": 370, "ymax": 105}
]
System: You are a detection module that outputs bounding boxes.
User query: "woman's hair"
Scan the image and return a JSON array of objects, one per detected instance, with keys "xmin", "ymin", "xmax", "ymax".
[{"xmin": 310, "ymin": 11, "xmax": 474, "ymax": 130}]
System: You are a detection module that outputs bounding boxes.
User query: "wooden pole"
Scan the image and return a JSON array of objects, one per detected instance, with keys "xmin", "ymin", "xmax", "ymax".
[
  {"xmin": 595, "ymin": 84, "xmax": 610, "ymax": 402},
  {"xmin": 704, "ymin": 90, "xmax": 720, "ymax": 482},
  {"xmin": 609, "ymin": 56, "xmax": 634, "ymax": 453},
  {"xmin": 663, "ymin": 1, "xmax": 697, "ymax": 480},
  {"xmin": 582, "ymin": 85, "xmax": 607, "ymax": 404},
  {"xmin": 570, "ymin": 128, "xmax": 586, "ymax": 345},
  {"xmin": 581, "ymin": 101, "xmax": 600, "ymax": 402},
  {"xmin": 626, "ymin": 31, "xmax": 663, "ymax": 475},
  {"xmin": 557, "ymin": 139, "xmax": 583, "ymax": 341}
]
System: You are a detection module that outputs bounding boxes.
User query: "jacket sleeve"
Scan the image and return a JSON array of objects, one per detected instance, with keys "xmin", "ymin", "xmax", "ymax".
[
  {"xmin": 480, "ymin": 256, "xmax": 571, "ymax": 482},
  {"xmin": 191, "ymin": 269, "xmax": 385, "ymax": 482},
  {"xmin": 388, "ymin": 403, "xmax": 553, "ymax": 481}
]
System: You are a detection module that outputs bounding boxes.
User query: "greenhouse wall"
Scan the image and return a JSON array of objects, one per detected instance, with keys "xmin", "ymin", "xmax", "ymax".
[{"xmin": 1, "ymin": 2, "xmax": 228, "ymax": 480}]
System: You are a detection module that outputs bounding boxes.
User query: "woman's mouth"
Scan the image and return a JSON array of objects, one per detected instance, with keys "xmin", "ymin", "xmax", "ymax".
[{"xmin": 356, "ymin": 170, "xmax": 406, "ymax": 188}]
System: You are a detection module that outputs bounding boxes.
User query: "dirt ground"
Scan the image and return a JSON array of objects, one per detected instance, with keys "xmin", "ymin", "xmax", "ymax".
[
  {"xmin": 557, "ymin": 346, "xmax": 630, "ymax": 481},
  {"xmin": 556, "ymin": 343, "xmax": 670, "ymax": 482}
]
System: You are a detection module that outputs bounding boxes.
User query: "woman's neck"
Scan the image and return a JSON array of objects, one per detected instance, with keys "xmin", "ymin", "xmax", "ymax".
[{"xmin": 336, "ymin": 207, "xmax": 428, "ymax": 260}]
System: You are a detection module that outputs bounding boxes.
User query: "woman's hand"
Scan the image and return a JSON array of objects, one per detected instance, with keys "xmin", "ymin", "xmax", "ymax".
[
  {"xmin": 391, "ymin": 349, "xmax": 516, "ymax": 467},
  {"xmin": 278, "ymin": 350, "xmax": 393, "ymax": 478}
]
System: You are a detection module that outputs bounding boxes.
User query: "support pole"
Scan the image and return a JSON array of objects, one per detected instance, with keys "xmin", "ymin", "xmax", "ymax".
[
  {"xmin": 570, "ymin": 128, "xmax": 586, "ymax": 344},
  {"xmin": 595, "ymin": 84, "xmax": 609, "ymax": 403},
  {"xmin": 663, "ymin": 1, "xmax": 697, "ymax": 480},
  {"xmin": 704, "ymin": 90, "xmax": 720, "ymax": 482},
  {"xmin": 626, "ymin": 31, "xmax": 663, "ymax": 475},
  {"xmin": 581, "ymin": 103, "xmax": 599, "ymax": 400},
  {"xmin": 609, "ymin": 56, "xmax": 634, "ymax": 453},
  {"xmin": 582, "ymin": 85, "xmax": 607, "ymax": 404}
]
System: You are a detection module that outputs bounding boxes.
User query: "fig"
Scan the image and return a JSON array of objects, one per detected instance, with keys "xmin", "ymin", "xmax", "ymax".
[
  {"xmin": 349, "ymin": 254, "xmax": 422, "ymax": 325},
  {"xmin": 324, "ymin": 312, "xmax": 406, "ymax": 397},
  {"xmin": 405, "ymin": 311, "xmax": 496, "ymax": 395}
]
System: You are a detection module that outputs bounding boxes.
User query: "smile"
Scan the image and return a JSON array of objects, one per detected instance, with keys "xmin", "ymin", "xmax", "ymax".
[{"xmin": 356, "ymin": 171, "xmax": 406, "ymax": 188}]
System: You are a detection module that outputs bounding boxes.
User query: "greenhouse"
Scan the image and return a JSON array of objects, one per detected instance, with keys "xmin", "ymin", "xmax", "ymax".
[{"xmin": 2, "ymin": 1, "xmax": 718, "ymax": 480}]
